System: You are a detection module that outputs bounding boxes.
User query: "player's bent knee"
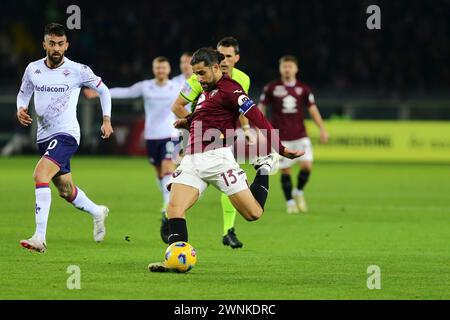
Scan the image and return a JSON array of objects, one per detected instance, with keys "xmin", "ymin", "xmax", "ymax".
[
  {"xmin": 245, "ymin": 213, "xmax": 260, "ymax": 222},
  {"xmin": 250, "ymin": 208, "xmax": 263, "ymax": 221},
  {"xmin": 33, "ymin": 171, "xmax": 48, "ymax": 184},
  {"xmin": 301, "ymin": 162, "xmax": 313, "ymax": 172},
  {"xmin": 241, "ymin": 207, "xmax": 262, "ymax": 222},
  {"xmin": 166, "ymin": 202, "xmax": 185, "ymax": 219}
]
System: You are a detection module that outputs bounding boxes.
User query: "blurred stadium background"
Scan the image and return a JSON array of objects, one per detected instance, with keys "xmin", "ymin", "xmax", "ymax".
[{"xmin": 1, "ymin": 0, "xmax": 449, "ymax": 162}]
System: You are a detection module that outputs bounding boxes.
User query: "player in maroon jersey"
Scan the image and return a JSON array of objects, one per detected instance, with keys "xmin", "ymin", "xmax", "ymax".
[
  {"xmin": 258, "ymin": 55, "xmax": 329, "ymax": 213},
  {"xmin": 148, "ymin": 48, "xmax": 304, "ymax": 272}
]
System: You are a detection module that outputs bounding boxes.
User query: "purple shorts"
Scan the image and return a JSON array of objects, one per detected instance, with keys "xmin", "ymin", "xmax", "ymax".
[
  {"xmin": 38, "ymin": 135, "xmax": 79, "ymax": 175},
  {"xmin": 146, "ymin": 138, "xmax": 179, "ymax": 166}
]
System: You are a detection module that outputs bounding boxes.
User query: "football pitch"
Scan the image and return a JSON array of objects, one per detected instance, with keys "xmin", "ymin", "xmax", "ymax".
[{"xmin": 0, "ymin": 156, "xmax": 449, "ymax": 300}]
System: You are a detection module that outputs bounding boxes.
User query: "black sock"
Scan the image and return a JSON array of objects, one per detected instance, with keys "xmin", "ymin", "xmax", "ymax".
[
  {"xmin": 168, "ymin": 218, "xmax": 188, "ymax": 244},
  {"xmin": 297, "ymin": 170, "xmax": 311, "ymax": 191},
  {"xmin": 250, "ymin": 168, "xmax": 269, "ymax": 210},
  {"xmin": 281, "ymin": 174, "xmax": 293, "ymax": 201}
]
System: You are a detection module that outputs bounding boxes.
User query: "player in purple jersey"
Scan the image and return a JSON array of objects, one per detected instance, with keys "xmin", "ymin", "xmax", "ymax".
[
  {"xmin": 148, "ymin": 48, "xmax": 304, "ymax": 272},
  {"xmin": 258, "ymin": 55, "xmax": 328, "ymax": 213}
]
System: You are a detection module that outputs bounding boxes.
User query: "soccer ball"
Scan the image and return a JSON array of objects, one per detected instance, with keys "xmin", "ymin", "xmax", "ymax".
[{"xmin": 164, "ymin": 241, "xmax": 197, "ymax": 273}]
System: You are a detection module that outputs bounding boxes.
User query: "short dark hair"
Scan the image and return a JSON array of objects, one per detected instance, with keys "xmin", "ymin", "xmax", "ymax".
[
  {"xmin": 191, "ymin": 48, "xmax": 225, "ymax": 67},
  {"xmin": 181, "ymin": 52, "xmax": 193, "ymax": 58},
  {"xmin": 217, "ymin": 36, "xmax": 240, "ymax": 54},
  {"xmin": 153, "ymin": 56, "xmax": 170, "ymax": 64},
  {"xmin": 44, "ymin": 23, "xmax": 66, "ymax": 37},
  {"xmin": 279, "ymin": 55, "xmax": 298, "ymax": 66}
]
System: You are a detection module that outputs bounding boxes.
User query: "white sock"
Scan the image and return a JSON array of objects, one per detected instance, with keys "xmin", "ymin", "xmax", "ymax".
[
  {"xmin": 70, "ymin": 187, "xmax": 101, "ymax": 218},
  {"xmin": 293, "ymin": 188, "xmax": 303, "ymax": 196},
  {"xmin": 287, "ymin": 199, "xmax": 296, "ymax": 206},
  {"xmin": 34, "ymin": 184, "xmax": 51, "ymax": 240},
  {"xmin": 160, "ymin": 174, "xmax": 171, "ymax": 208}
]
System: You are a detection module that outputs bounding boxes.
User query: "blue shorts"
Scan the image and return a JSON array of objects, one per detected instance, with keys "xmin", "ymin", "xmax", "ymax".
[
  {"xmin": 146, "ymin": 138, "xmax": 179, "ymax": 166},
  {"xmin": 38, "ymin": 135, "xmax": 79, "ymax": 175}
]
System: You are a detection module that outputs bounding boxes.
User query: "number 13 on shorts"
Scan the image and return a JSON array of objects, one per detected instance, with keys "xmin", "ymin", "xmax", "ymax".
[{"xmin": 217, "ymin": 168, "xmax": 248, "ymax": 195}]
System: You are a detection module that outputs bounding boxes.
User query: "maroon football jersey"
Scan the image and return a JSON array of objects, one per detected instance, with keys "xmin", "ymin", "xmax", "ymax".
[
  {"xmin": 186, "ymin": 75, "xmax": 246, "ymax": 154},
  {"xmin": 259, "ymin": 80, "xmax": 315, "ymax": 141},
  {"xmin": 186, "ymin": 74, "xmax": 284, "ymax": 155}
]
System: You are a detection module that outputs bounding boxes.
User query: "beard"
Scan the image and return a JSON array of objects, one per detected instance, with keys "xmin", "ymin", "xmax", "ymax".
[
  {"xmin": 201, "ymin": 81, "xmax": 216, "ymax": 92},
  {"xmin": 48, "ymin": 53, "xmax": 64, "ymax": 66}
]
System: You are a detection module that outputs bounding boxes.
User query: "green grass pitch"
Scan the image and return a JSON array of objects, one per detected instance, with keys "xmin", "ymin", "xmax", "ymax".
[{"xmin": 0, "ymin": 156, "xmax": 449, "ymax": 299}]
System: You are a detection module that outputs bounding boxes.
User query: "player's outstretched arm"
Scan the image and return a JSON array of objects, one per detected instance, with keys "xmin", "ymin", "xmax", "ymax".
[
  {"xmin": 281, "ymin": 148, "xmax": 305, "ymax": 159},
  {"xmin": 308, "ymin": 104, "xmax": 329, "ymax": 143},
  {"xmin": 108, "ymin": 82, "xmax": 144, "ymax": 99},
  {"xmin": 83, "ymin": 83, "xmax": 144, "ymax": 100},
  {"xmin": 95, "ymin": 82, "xmax": 113, "ymax": 139},
  {"xmin": 172, "ymin": 95, "xmax": 190, "ymax": 118},
  {"xmin": 243, "ymin": 104, "xmax": 304, "ymax": 159},
  {"xmin": 85, "ymin": 81, "xmax": 144, "ymax": 100}
]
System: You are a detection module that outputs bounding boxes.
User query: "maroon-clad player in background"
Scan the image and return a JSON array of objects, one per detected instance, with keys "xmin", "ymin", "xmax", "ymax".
[
  {"xmin": 149, "ymin": 48, "xmax": 304, "ymax": 272},
  {"xmin": 258, "ymin": 55, "xmax": 329, "ymax": 214}
]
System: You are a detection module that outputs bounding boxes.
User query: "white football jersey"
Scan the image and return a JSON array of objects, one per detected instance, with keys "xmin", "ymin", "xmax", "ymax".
[
  {"xmin": 172, "ymin": 73, "xmax": 188, "ymax": 88},
  {"xmin": 17, "ymin": 57, "xmax": 103, "ymax": 144},
  {"xmin": 171, "ymin": 73, "xmax": 192, "ymax": 112},
  {"xmin": 109, "ymin": 79, "xmax": 179, "ymax": 140}
]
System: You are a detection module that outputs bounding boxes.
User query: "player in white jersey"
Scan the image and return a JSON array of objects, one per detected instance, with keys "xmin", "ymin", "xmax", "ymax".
[
  {"xmin": 85, "ymin": 56, "xmax": 179, "ymax": 242},
  {"xmin": 16, "ymin": 23, "xmax": 113, "ymax": 253},
  {"xmin": 171, "ymin": 52, "xmax": 193, "ymax": 89},
  {"xmin": 171, "ymin": 52, "xmax": 193, "ymax": 158},
  {"xmin": 172, "ymin": 52, "xmax": 193, "ymax": 122}
]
